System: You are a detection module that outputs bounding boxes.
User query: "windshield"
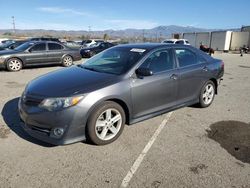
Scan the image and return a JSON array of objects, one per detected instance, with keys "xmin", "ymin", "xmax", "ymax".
[
  {"xmin": 80, "ymin": 47, "xmax": 148, "ymax": 75},
  {"xmin": 14, "ymin": 42, "xmax": 34, "ymax": 51},
  {"xmin": 0, "ymin": 41, "xmax": 14, "ymax": 48}
]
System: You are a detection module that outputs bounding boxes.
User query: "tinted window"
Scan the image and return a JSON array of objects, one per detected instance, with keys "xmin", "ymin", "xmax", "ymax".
[
  {"xmin": 30, "ymin": 43, "xmax": 46, "ymax": 51},
  {"xmin": 140, "ymin": 49, "xmax": 174, "ymax": 73},
  {"xmin": 175, "ymin": 49, "xmax": 198, "ymax": 67},
  {"xmin": 48, "ymin": 43, "xmax": 63, "ymax": 50},
  {"xmin": 163, "ymin": 41, "xmax": 174, "ymax": 44},
  {"xmin": 85, "ymin": 40, "xmax": 92, "ymax": 44},
  {"xmin": 176, "ymin": 40, "xmax": 184, "ymax": 44}
]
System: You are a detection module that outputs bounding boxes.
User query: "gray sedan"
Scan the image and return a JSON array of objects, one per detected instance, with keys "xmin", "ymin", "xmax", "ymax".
[
  {"xmin": 0, "ymin": 41, "xmax": 82, "ymax": 71},
  {"xmin": 19, "ymin": 43, "xmax": 224, "ymax": 145}
]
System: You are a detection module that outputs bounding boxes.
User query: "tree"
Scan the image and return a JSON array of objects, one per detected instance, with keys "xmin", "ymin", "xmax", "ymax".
[
  {"xmin": 80, "ymin": 35, "xmax": 87, "ymax": 40},
  {"xmin": 103, "ymin": 33, "xmax": 109, "ymax": 41},
  {"xmin": 3, "ymin": 32, "xmax": 12, "ymax": 36}
]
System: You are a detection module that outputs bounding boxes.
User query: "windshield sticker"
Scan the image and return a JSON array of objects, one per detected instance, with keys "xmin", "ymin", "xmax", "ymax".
[{"xmin": 130, "ymin": 48, "xmax": 146, "ymax": 53}]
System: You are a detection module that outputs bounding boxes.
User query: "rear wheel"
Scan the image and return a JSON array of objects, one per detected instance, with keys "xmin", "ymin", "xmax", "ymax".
[
  {"xmin": 86, "ymin": 101, "xmax": 125, "ymax": 145},
  {"xmin": 62, "ymin": 55, "xmax": 73, "ymax": 67},
  {"xmin": 6, "ymin": 58, "xmax": 23, "ymax": 72},
  {"xmin": 199, "ymin": 80, "xmax": 215, "ymax": 108}
]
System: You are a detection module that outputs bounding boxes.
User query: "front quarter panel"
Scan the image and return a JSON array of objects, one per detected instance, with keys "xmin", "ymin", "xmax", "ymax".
[{"xmin": 79, "ymin": 79, "xmax": 132, "ymax": 126}]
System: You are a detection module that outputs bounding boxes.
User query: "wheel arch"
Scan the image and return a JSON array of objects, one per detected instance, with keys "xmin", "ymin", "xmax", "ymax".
[
  {"xmin": 86, "ymin": 97, "xmax": 131, "ymax": 126},
  {"xmin": 209, "ymin": 78, "xmax": 218, "ymax": 94}
]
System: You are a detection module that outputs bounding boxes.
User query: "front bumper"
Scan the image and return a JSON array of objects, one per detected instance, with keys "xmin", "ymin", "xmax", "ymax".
[
  {"xmin": 0, "ymin": 60, "xmax": 5, "ymax": 68},
  {"xmin": 18, "ymin": 97, "xmax": 88, "ymax": 145}
]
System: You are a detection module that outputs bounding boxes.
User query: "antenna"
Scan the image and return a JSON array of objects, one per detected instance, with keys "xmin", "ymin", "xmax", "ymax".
[{"xmin": 12, "ymin": 16, "xmax": 16, "ymax": 33}]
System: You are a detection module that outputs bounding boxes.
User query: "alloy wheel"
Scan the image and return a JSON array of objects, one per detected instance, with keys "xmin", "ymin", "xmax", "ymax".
[
  {"xmin": 95, "ymin": 108, "xmax": 122, "ymax": 141},
  {"xmin": 8, "ymin": 59, "xmax": 22, "ymax": 71},
  {"xmin": 63, "ymin": 56, "xmax": 73, "ymax": 66},
  {"xmin": 202, "ymin": 83, "xmax": 215, "ymax": 105}
]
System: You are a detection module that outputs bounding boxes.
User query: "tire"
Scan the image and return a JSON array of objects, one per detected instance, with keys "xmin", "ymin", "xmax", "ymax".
[
  {"xmin": 89, "ymin": 51, "xmax": 96, "ymax": 57},
  {"xmin": 86, "ymin": 101, "xmax": 125, "ymax": 145},
  {"xmin": 6, "ymin": 58, "xmax": 23, "ymax": 72},
  {"xmin": 62, "ymin": 55, "xmax": 73, "ymax": 67},
  {"xmin": 199, "ymin": 80, "xmax": 215, "ymax": 108}
]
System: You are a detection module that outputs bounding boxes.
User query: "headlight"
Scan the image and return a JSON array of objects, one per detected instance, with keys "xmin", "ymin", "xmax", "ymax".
[
  {"xmin": 0, "ymin": 56, "xmax": 6, "ymax": 62},
  {"xmin": 39, "ymin": 96, "xmax": 84, "ymax": 111},
  {"xmin": 85, "ymin": 50, "xmax": 90, "ymax": 52}
]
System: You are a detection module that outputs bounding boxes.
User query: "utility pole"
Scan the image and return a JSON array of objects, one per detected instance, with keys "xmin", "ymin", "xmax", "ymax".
[
  {"xmin": 88, "ymin": 26, "xmax": 91, "ymax": 39},
  {"xmin": 12, "ymin": 16, "xmax": 16, "ymax": 34},
  {"xmin": 142, "ymin": 29, "xmax": 145, "ymax": 42}
]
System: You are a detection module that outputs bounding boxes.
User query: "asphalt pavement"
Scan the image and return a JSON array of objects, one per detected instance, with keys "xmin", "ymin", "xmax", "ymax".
[{"xmin": 0, "ymin": 54, "xmax": 249, "ymax": 188}]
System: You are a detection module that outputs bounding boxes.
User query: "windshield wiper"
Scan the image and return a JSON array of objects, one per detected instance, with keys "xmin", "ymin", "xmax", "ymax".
[{"xmin": 78, "ymin": 65, "xmax": 103, "ymax": 73}]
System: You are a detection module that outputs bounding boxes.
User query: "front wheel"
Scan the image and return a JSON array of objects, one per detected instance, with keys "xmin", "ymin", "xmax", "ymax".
[
  {"xmin": 86, "ymin": 101, "xmax": 125, "ymax": 145},
  {"xmin": 62, "ymin": 55, "xmax": 73, "ymax": 67},
  {"xmin": 199, "ymin": 80, "xmax": 215, "ymax": 108},
  {"xmin": 89, "ymin": 51, "xmax": 96, "ymax": 57},
  {"xmin": 6, "ymin": 58, "xmax": 23, "ymax": 72}
]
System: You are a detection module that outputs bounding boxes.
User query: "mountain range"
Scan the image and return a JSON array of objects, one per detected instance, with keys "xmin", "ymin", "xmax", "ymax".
[{"xmin": 0, "ymin": 25, "xmax": 238, "ymax": 39}]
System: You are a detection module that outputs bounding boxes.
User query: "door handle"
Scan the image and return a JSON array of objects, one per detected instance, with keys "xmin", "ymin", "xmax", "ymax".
[
  {"xmin": 202, "ymin": 66, "xmax": 208, "ymax": 72},
  {"xmin": 170, "ymin": 74, "xmax": 178, "ymax": 80}
]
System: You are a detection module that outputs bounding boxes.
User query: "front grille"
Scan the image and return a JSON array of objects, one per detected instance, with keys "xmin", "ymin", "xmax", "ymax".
[{"xmin": 24, "ymin": 95, "xmax": 44, "ymax": 106}]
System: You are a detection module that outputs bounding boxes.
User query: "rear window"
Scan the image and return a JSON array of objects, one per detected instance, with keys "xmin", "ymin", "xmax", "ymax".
[
  {"xmin": 175, "ymin": 49, "xmax": 198, "ymax": 67},
  {"xmin": 48, "ymin": 43, "xmax": 63, "ymax": 50}
]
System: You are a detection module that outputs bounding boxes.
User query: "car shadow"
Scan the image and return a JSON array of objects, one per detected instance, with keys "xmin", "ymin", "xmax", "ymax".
[{"xmin": 1, "ymin": 97, "xmax": 55, "ymax": 147}]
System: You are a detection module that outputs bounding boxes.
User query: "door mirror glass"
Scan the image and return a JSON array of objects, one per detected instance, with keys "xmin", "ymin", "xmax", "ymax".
[{"xmin": 136, "ymin": 67, "xmax": 153, "ymax": 77}]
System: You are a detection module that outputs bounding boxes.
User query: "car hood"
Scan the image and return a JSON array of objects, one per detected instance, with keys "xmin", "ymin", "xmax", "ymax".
[
  {"xmin": 26, "ymin": 65, "xmax": 119, "ymax": 97},
  {"xmin": 0, "ymin": 49, "xmax": 21, "ymax": 55}
]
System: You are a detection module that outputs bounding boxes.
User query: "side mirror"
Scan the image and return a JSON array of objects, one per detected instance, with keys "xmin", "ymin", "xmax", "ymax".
[{"xmin": 136, "ymin": 67, "xmax": 153, "ymax": 77}]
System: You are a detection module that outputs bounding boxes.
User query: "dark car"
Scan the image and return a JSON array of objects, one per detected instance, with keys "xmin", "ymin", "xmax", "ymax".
[
  {"xmin": 0, "ymin": 41, "xmax": 82, "ymax": 71},
  {"xmin": 19, "ymin": 43, "xmax": 224, "ymax": 145},
  {"xmin": 29, "ymin": 37, "xmax": 61, "ymax": 43},
  {"xmin": 0, "ymin": 40, "xmax": 27, "ymax": 51},
  {"xmin": 80, "ymin": 42, "xmax": 114, "ymax": 57}
]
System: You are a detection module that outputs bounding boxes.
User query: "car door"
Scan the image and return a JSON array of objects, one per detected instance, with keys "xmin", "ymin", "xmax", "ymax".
[
  {"xmin": 47, "ymin": 43, "xmax": 64, "ymax": 63},
  {"xmin": 25, "ymin": 43, "xmax": 47, "ymax": 64},
  {"xmin": 174, "ymin": 48, "xmax": 208, "ymax": 103},
  {"xmin": 131, "ymin": 48, "xmax": 178, "ymax": 118}
]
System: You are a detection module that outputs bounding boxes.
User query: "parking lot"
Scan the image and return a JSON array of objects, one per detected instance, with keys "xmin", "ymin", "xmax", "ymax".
[{"xmin": 0, "ymin": 53, "xmax": 250, "ymax": 188}]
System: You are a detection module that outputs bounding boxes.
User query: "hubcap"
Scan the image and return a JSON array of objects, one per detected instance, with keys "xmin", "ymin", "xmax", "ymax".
[
  {"xmin": 202, "ymin": 83, "xmax": 214, "ymax": 105},
  {"xmin": 9, "ymin": 59, "xmax": 21, "ymax": 71},
  {"xmin": 95, "ymin": 108, "xmax": 122, "ymax": 141},
  {"xmin": 63, "ymin": 56, "xmax": 73, "ymax": 66}
]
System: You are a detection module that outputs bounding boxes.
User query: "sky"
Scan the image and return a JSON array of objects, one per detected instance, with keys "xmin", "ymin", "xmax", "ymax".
[{"xmin": 0, "ymin": 0, "xmax": 250, "ymax": 31}]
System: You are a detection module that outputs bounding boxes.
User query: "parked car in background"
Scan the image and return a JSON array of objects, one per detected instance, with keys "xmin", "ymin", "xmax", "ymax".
[
  {"xmin": 62, "ymin": 41, "xmax": 82, "ymax": 49},
  {"xmin": 80, "ymin": 42, "xmax": 114, "ymax": 57},
  {"xmin": 161, "ymin": 39, "xmax": 178, "ymax": 44},
  {"xmin": 0, "ymin": 41, "xmax": 81, "ymax": 71},
  {"xmin": 81, "ymin": 39, "xmax": 104, "ymax": 48},
  {"xmin": 19, "ymin": 43, "xmax": 224, "ymax": 145},
  {"xmin": 162, "ymin": 39, "xmax": 190, "ymax": 45},
  {"xmin": 0, "ymin": 40, "xmax": 27, "ymax": 51},
  {"xmin": 29, "ymin": 37, "xmax": 61, "ymax": 43},
  {"xmin": 175, "ymin": 39, "xmax": 190, "ymax": 45}
]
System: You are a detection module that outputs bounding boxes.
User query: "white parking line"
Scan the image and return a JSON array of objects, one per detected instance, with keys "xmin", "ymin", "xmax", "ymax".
[{"xmin": 120, "ymin": 112, "xmax": 173, "ymax": 188}]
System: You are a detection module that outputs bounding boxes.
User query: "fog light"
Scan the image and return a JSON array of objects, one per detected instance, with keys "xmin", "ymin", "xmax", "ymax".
[{"xmin": 53, "ymin": 128, "xmax": 64, "ymax": 137}]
